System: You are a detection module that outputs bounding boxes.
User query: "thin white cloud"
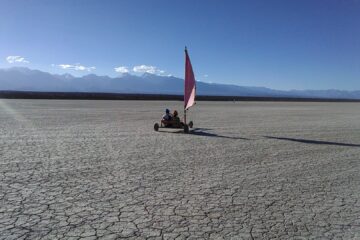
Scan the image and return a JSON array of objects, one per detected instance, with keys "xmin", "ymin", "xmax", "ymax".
[
  {"xmin": 6, "ymin": 56, "xmax": 29, "ymax": 64},
  {"xmin": 203, "ymin": 74, "xmax": 209, "ymax": 78},
  {"xmin": 132, "ymin": 65, "xmax": 166, "ymax": 75},
  {"xmin": 133, "ymin": 65, "xmax": 157, "ymax": 74},
  {"xmin": 114, "ymin": 66, "xmax": 129, "ymax": 73},
  {"xmin": 54, "ymin": 63, "xmax": 96, "ymax": 72}
]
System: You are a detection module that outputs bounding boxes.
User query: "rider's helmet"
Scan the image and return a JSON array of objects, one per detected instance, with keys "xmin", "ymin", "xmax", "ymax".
[{"xmin": 165, "ymin": 109, "xmax": 170, "ymax": 114}]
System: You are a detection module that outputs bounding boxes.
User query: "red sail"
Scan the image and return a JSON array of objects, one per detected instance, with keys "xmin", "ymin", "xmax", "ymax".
[{"xmin": 184, "ymin": 48, "xmax": 196, "ymax": 110}]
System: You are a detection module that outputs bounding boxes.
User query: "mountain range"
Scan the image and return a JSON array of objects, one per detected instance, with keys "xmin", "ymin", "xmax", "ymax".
[{"xmin": 1, "ymin": 67, "xmax": 360, "ymax": 99}]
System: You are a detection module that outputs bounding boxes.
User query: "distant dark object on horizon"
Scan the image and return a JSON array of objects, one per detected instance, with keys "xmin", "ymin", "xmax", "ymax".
[
  {"xmin": 1, "ymin": 67, "xmax": 360, "ymax": 100},
  {"xmin": 1, "ymin": 90, "xmax": 360, "ymax": 102}
]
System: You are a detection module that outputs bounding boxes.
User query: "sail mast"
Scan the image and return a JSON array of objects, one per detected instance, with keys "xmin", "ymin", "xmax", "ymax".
[{"xmin": 184, "ymin": 46, "xmax": 196, "ymax": 124}]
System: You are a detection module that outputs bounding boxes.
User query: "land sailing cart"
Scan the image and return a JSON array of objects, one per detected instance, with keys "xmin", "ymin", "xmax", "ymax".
[
  {"xmin": 154, "ymin": 118, "xmax": 194, "ymax": 133},
  {"xmin": 154, "ymin": 47, "xmax": 196, "ymax": 133}
]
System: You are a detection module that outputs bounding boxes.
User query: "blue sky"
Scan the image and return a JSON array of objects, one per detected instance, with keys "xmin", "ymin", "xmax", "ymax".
[{"xmin": 1, "ymin": 0, "xmax": 359, "ymax": 90}]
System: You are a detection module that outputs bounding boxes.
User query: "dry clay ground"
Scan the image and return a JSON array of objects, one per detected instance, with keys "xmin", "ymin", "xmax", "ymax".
[{"xmin": 0, "ymin": 100, "xmax": 360, "ymax": 240}]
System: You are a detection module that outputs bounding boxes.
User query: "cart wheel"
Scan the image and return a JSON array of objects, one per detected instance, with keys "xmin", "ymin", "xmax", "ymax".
[
  {"xmin": 188, "ymin": 121, "xmax": 193, "ymax": 128},
  {"xmin": 154, "ymin": 123, "xmax": 159, "ymax": 131},
  {"xmin": 184, "ymin": 124, "xmax": 189, "ymax": 133}
]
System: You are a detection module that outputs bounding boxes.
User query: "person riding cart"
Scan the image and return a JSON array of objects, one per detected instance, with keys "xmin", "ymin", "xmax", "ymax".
[
  {"xmin": 161, "ymin": 109, "xmax": 173, "ymax": 127},
  {"xmin": 172, "ymin": 110, "xmax": 181, "ymax": 126}
]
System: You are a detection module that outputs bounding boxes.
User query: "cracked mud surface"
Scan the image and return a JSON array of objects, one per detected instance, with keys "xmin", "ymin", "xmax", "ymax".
[{"xmin": 1, "ymin": 100, "xmax": 360, "ymax": 239}]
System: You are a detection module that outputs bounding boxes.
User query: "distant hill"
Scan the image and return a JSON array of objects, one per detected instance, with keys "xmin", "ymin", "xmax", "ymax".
[{"xmin": 1, "ymin": 67, "xmax": 360, "ymax": 99}]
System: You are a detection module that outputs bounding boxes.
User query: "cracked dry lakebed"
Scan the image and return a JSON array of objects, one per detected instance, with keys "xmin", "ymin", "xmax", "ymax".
[{"xmin": 1, "ymin": 100, "xmax": 360, "ymax": 239}]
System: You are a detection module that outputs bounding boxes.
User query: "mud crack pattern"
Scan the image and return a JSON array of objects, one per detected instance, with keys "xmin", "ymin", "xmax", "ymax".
[{"xmin": 1, "ymin": 100, "xmax": 360, "ymax": 239}]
